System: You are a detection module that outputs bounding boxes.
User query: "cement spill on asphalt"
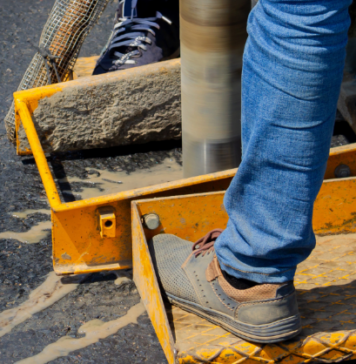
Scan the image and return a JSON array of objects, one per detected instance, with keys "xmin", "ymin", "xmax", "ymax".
[
  {"xmin": 114, "ymin": 276, "xmax": 132, "ymax": 286},
  {"xmin": 12, "ymin": 209, "xmax": 50, "ymax": 219},
  {"xmin": 61, "ymin": 157, "xmax": 183, "ymax": 200},
  {"xmin": 15, "ymin": 302, "xmax": 145, "ymax": 364},
  {"xmin": 0, "ymin": 220, "xmax": 51, "ymax": 244},
  {"xmin": 0, "ymin": 272, "xmax": 83, "ymax": 338},
  {"xmin": 112, "ymin": 270, "xmax": 133, "ymax": 286},
  {"xmin": 0, "ymin": 209, "xmax": 51, "ymax": 244}
]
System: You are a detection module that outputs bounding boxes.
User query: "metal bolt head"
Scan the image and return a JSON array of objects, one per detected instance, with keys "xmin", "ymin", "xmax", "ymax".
[
  {"xmin": 334, "ymin": 164, "xmax": 351, "ymax": 178},
  {"xmin": 142, "ymin": 213, "xmax": 160, "ymax": 230}
]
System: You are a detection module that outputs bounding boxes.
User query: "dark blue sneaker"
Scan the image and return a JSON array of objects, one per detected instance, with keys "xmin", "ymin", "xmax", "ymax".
[{"xmin": 93, "ymin": 0, "xmax": 179, "ymax": 75}]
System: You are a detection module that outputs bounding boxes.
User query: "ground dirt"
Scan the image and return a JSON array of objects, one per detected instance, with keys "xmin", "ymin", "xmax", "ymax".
[
  {"xmin": 0, "ymin": 1, "xmax": 355, "ymax": 363},
  {"xmin": 0, "ymin": 1, "xmax": 174, "ymax": 363}
]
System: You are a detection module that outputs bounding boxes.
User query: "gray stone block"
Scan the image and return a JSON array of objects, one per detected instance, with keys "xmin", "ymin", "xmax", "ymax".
[{"xmin": 17, "ymin": 59, "xmax": 182, "ymax": 153}]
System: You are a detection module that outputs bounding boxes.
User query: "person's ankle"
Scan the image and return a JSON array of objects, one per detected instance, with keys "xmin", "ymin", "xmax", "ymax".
[{"xmin": 221, "ymin": 269, "xmax": 259, "ymax": 290}]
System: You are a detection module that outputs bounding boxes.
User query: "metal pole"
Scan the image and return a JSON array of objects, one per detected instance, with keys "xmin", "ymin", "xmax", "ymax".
[{"xmin": 180, "ymin": 0, "xmax": 250, "ymax": 177}]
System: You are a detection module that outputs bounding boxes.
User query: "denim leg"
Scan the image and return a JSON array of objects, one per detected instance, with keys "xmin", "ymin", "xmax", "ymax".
[{"xmin": 215, "ymin": 0, "xmax": 351, "ymax": 283}]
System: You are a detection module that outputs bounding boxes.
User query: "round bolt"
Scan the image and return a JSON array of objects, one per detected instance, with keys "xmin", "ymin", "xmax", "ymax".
[
  {"xmin": 334, "ymin": 164, "xmax": 351, "ymax": 178},
  {"xmin": 142, "ymin": 213, "xmax": 160, "ymax": 230}
]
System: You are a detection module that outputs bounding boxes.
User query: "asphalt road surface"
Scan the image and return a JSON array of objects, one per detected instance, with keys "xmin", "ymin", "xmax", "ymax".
[
  {"xmin": 0, "ymin": 1, "xmax": 355, "ymax": 364},
  {"xmin": 0, "ymin": 1, "xmax": 175, "ymax": 363}
]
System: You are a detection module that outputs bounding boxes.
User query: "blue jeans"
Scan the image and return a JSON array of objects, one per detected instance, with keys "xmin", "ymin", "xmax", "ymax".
[{"xmin": 215, "ymin": 0, "xmax": 351, "ymax": 283}]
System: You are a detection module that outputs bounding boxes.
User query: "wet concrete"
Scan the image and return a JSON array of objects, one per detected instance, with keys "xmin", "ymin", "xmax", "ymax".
[
  {"xmin": 15, "ymin": 303, "xmax": 146, "ymax": 364},
  {"xmin": 0, "ymin": 1, "xmax": 355, "ymax": 363}
]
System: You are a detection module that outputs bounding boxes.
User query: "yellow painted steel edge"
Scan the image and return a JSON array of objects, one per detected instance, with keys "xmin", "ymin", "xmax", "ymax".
[
  {"xmin": 13, "ymin": 85, "xmax": 63, "ymax": 117},
  {"xmin": 15, "ymin": 100, "xmax": 61, "ymax": 208},
  {"xmin": 132, "ymin": 202, "xmax": 176, "ymax": 364},
  {"xmin": 313, "ymin": 176, "xmax": 356, "ymax": 235},
  {"xmin": 53, "ymin": 169, "xmax": 236, "ymax": 212},
  {"xmin": 329, "ymin": 142, "xmax": 356, "ymax": 156},
  {"xmin": 14, "ymin": 84, "xmax": 64, "ymax": 155},
  {"xmin": 325, "ymin": 142, "xmax": 356, "ymax": 179},
  {"xmin": 14, "ymin": 105, "xmax": 31, "ymax": 156}
]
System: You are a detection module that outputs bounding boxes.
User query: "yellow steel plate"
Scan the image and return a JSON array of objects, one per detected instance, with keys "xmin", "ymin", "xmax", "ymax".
[{"xmin": 132, "ymin": 191, "xmax": 356, "ymax": 364}]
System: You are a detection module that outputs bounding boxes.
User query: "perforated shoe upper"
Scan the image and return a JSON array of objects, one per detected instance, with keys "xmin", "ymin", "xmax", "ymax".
[
  {"xmin": 149, "ymin": 233, "xmax": 300, "ymax": 327},
  {"xmin": 149, "ymin": 234, "xmax": 199, "ymax": 304}
]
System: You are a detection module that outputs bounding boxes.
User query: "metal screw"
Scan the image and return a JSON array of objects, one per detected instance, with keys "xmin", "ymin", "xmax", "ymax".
[
  {"xmin": 142, "ymin": 213, "xmax": 160, "ymax": 230},
  {"xmin": 334, "ymin": 164, "xmax": 351, "ymax": 178}
]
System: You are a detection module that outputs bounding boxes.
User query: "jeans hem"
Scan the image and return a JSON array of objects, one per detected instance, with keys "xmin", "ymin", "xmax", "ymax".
[{"xmin": 219, "ymin": 261, "xmax": 297, "ymax": 284}]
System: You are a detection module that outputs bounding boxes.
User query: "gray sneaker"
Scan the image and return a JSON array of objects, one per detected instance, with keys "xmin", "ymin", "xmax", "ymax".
[{"xmin": 149, "ymin": 229, "xmax": 302, "ymax": 343}]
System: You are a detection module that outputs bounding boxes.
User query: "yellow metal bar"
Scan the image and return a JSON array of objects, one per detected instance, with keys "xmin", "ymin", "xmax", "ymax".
[
  {"xmin": 132, "ymin": 203, "xmax": 176, "ymax": 364},
  {"xmin": 52, "ymin": 168, "xmax": 236, "ymax": 212},
  {"xmin": 15, "ymin": 99, "xmax": 62, "ymax": 208},
  {"xmin": 325, "ymin": 142, "xmax": 356, "ymax": 179},
  {"xmin": 15, "ymin": 103, "xmax": 32, "ymax": 156},
  {"xmin": 313, "ymin": 177, "xmax": 356, "ymax": 234}
]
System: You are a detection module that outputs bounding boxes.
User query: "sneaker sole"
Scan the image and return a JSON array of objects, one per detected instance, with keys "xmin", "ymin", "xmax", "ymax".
[{"xmin": 167, "ymin": 293, "xmax": 302, "ymax": 343}]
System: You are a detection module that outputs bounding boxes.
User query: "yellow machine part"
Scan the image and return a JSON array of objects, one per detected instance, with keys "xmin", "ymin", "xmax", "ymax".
[
  {"xmin": 13, "ymin": 82, "xmax": 356, "ymax": 274},
  {"xmin": 13, "ymin": 62, "xmax": 356, "ymax": 364},
  {"xmin": 132, "ymin": 190, "xmax": 356, "ymax": 364}
]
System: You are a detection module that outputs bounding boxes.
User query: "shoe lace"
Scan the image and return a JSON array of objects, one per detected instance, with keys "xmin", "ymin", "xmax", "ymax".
[
  {"xmin": 110, "ymin": 0, "xmax": 172, "ymax": 66},
  {"xmin": 192, "ymin": 229, "xmax": 223, "ymax": 258}
]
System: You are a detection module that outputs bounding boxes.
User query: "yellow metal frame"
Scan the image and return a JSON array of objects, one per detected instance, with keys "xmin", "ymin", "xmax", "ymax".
[
  {"xmin": 14, "ymin": 78, "xmax": 356, "ymax": 364},
  {"xmin": 14, "ymin": 88, "xmax": 235, "ymax": 275},
  {"xmin": 131, "ymin": 186, "xmax": 356, "ymax": 364},
  {"xmin": 13, "ymin": 79, "xmax": 356, "ymax": 275}
]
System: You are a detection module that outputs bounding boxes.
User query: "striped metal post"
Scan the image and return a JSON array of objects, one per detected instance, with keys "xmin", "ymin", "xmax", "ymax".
[{"xmin": 180, "ymin": 0, "xmax": 250, "ymax": 177}]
